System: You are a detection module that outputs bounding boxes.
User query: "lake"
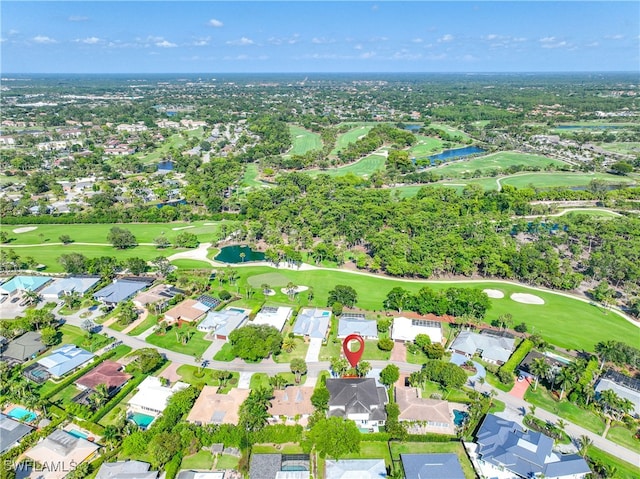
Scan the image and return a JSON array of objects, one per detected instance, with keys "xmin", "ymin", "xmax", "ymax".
[
  {"xmin": 428, "ymin": 146, "xmax": 486, "ymax": 162},
  {"xmin": 215, "ymin": 245, "xmax": 266, "ymax": 263},
  {"xmin": 157, "ymin": 160, "xmax": 174, "ymax": 171},
  {"xmin": 404, "ymin": 124, "xmax": 422, "ymax": 132}
]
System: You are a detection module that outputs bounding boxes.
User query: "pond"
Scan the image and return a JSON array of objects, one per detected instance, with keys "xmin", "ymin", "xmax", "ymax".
[
  {"xmin": 428, "ymin": 146, "xmax": 486, "ymax": 162},
  {"xmin": 214, "ymin": 245, "xmax": 266, "ymax": 263},
  {"xmin": 403, "ymin": 124, "xmax": 422, "ymax": 132},
  {"xmin": 157, "ymin": 160, "xmax": 174, "ymax": 171}
]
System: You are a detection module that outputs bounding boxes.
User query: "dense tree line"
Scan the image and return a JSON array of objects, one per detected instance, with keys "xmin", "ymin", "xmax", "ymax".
[{"xmin": 384, "ymin": 286, "xmax": 491, "ymax": 319}]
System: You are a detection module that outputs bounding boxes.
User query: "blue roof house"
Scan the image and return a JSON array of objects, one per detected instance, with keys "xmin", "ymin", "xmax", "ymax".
[
  {"xmin": 37, "ymin": 344, "xmax": 95, "ymax": 378},
  {"xmin": 337, "ymin": 316, "xmax": 378, "ymax": 339},
  {"xmin": 93, "ymin": 280, "xmax": 149, "ymax": 305},
  {"xmin": 401, "ymin": 453, "xmax": 466, "ymax": 479},
  {"xmin": 476, "ymin": 414, "xmax": 591, "ymax": 479},
  {"xmin": 292, "ymin": 308, "xmax": 331, "ymax": 339},
  {"xmin": 0, "ymin": 276, "xmax": 52, "ymax": 296}
]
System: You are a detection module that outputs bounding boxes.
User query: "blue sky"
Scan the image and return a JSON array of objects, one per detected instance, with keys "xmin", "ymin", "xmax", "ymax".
[{"xmin": 1, "ymin": 1, "xmax": 638, "ymax": 73}]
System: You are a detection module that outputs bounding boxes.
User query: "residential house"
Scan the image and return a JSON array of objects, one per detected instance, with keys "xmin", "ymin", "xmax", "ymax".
[
  {"xmin": 197, "ymin": 307, "xmax": 250, "ymax": 340},
  {"xmin": 337, "ymin": 313, "xmax": 378, "ymax": 340},
  {"xmin": 292, "ymin": 308, "xmax": 331, "ymax": 339},
  {"xmin": 252, "ymin": 306, "xmax": 293, "ymax": 332},
  {"xmin": 474, "ymin": 414, "xmax": 591, "ymax": 479},
  {"xmin": 23, "ymin": 429, "xmax": 100, "ymax": 479},
  {"xmin": 95, "ymin": 460, "xmax": 158, "ymax": 479},
  {"xmin": 401, "ymin": 453, "xmax": 466, "ymax": 479},
  {"xmin": 391, "ymin": 317, "xmax": 443, "ymax": 344},
  {"xmin": 40, "ymin": 276, "xmax": 101, "ymax": 300},
  {"xmin": 326, "ymin": 378, "xmax": 388, "ymax": 431},
  {"xmin": 76, "ymin": 360, "xmax": 132, "ymax": 396},
  {"xmin": 176, "ymin": 472, "xmax": 224, "ymax": 479},
  {"xmin": 0, "ymin": 275, "xmax": 52, "ymax": 297},
  {"xmin": 164, "ymin": 299, "xmax": 210, "ymax": 324},
  {"xmin": 325, "ymin": 459, "xmax": 386, "ymax": 479},
  {"xmin": 128, "ymin": 376, "xmax": 188, "ymax": 417},
  {"xmin": 518, "ymin": 350, "xmax": 566, "ymax": 380},
  {"xmin": 37, "ymin": 344, "xmax": 95, "ymax": 378},
  {"xmin": 0, "ymin": 413, "xmax": 34, "ymax": 454},
  {"xmin": 449, "ymin": 331, "xmax": 516, "ymax": 365},
  {"xmin": 133, "ymin": 284, "xmax": 181, "ymax": 310},
  {"xmin": 268, "ymin": 386, "xmax": 315, "ymax": 426},
  {"xmin": 595, "ymin": 369, "xmax": 640, "ymax": 418},
  {"xmin": 249, "ymin": 454, "xmax": 310, "ymax": 479},
  {"xmin": 395, "ymin": 386, "xmax": 457, "ymax": 435},
  {"xmin": 186, "ymin": 386, "xmax": 249, "ymax": 426},
  {"xmin": 93, "ymin": 279, "xmax": 151, "ymax": 306},
  {"xmin": 1, "ymin": 332, "xmax": 46, "ymax": 363}
]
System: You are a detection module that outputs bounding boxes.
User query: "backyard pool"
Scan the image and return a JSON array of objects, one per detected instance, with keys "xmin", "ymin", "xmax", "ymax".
[
  {"xmin": 453, "ymin": 409, "xmax": 468, "ymax": 426},
  {"xmin": 7, "ymin": 407, "xmax": 37, "ymax": 422},
  {"xmin": 130, "ymin": 413, "xmax": 155, "ymax": 429},
  {"xmin": 67, "ymin": 429, "xmax": 89, "ymax": 440}
]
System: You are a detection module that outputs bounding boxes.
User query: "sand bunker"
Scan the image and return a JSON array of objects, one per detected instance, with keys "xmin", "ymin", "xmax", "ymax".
[
  {"xmin": 13, "ymin": 227, "xmax": 38, "ymax": 234},
  {"xmin": 296, "ymin": 134, "xmax": 304, "ymax": 138},
  {"xmin": 483, "ymin": 289, "xmax": 505, "ymax": 299},
  {"xmin": 511, "ymin": 293, "xmax": 545, "ymax": 305},
  {"xmin": 280, "ymin": 285, "xmax": 309, "ymax": 295},
  {"xmin": 172, "ymin": 225, "xmax": 195, "ymax": 231},
  {"xmin": 263, "ymin": 289, "xmax": 276, "ymax": 296}
]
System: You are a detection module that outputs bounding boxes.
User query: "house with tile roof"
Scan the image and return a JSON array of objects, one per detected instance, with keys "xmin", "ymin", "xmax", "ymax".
[
  {"xmin": 395, "ymin": 386, "xmax": 456, "ymax": 435},
  {"xmin": 164, "ymin": 299, "xmax": 210, "ymax": 324},
  {"xmin": 268, "ymin": 386, "xmax": 315, "ymax": 426},
  {"xmin": 76, "ymin": 360, "xmax": 132, "ymax": 396},
  {"xmin": 186, "ymin": 386, "xmax": 248, "ymax": 426}
]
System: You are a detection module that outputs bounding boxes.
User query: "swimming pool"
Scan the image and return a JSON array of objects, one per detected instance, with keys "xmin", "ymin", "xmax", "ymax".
[
  {"xmin": 7, "ymin": 407, "xmax": 37, "ymax": 422},
  {"xmin": 67, "ymin": 429, "xmax": 88, "ymax": 440},
  {"xmin": 130, "ymin": 412, "xmax": 155, "ymax": 428},
  {"xmin": 453, "ymin": 409, "xmax": 468, "ymax": 426},
  {"xmin": 321, "ymin": 311, "xmax": 330, "ymax": 317}
]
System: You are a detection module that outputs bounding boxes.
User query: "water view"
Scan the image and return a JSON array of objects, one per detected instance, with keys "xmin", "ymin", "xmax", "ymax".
[
  {"xmin": 428, "ymin": 146, "xmax": 486, "ymax": 163},
  {"xmin": 215, "ymin": 245, "xmax": 266, "ymax": 263}
]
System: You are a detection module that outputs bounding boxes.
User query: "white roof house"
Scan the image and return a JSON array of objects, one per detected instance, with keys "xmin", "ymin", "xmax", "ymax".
[
  {"xmin": 450, "ymin": 331, "xmax": 515, "ymax": 365},
  {"xmin": 40, "ymin": 276, "xmax": 101, "ymax": 299},
  {"xmin": 391, "ymin": 317, "xmax": 443, "ymax": 344},
  {"xmin": 128, "ymin": 376, "xmax": 189, "ymax": 416},
  {"xmin": 252, "ymin": 306, "xmax": 293, "ymax": 332},
  {"xmin": 197, "ymin": 307, "xmax": 250, "ymax": 340}
]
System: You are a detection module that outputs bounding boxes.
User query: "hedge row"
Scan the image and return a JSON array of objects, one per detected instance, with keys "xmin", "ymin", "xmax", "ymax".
[
  {"xmin": 41, "ymin": 349, "xmax": 117, "ymax": 400},
  {"xmin": 500, "ymin": 339, "xmax": 533, "ymax": 376},
  {"xmin": 90, "ymin": 373, "xmax": 146, "ymax": 423}
]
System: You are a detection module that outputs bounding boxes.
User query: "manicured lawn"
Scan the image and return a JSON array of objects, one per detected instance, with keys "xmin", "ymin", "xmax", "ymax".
[
  {"xmin": 409, "ymin": 135, "xmax": 445, "ymax": 158},
  {"xmin": 273, "ymin": 337, "xmax": 310, "ymax": 363},
  {"xmin": 501, "ymin": 171, "xmax": 636, "ymax": 190},
  {"xmin": 524, "ymin": 386, "xmax": 605, "ymax": 434},
  {"xmin": 170, "ymin": 259, "xmax": 214, "ymax": 270},
  {"xmin": 215, "ymin": 454, "xmax": 240, "ymax": 470},
  {"xmin": 235, "ymin": 266, "xmax": 639, "ymax": 352},
  {"xmin": 406, "ymin": 348, "xmax": 429, "ymax": 365},
  {"xmin": 213, "ymin": 342, "xmax": 236, "ymax": 362},
  {"xmin": 51, "ymin": 384, "xmax": 81, "ymax": 406},
  {"xmin": 587, "ymin": 446, "xmax": 640, "ymax": 479},
  {"xmin": 146, "ymin": 326, "xmax": 212, "ymax": 357},
  {"xmin": 110, "ymin": 344, "xmax": 132, "ymax": 361},
  {"xmin": 431, "ymin": 151, "xmax": 569, "ymax": 178},
  {"xmin": 598, "ymin": 142, "xmax": 640, "ymax": 155},
  {"xmin": 251, "ymin": 443, "xmax": 305, "ymax": 454},
  {"xmin": 287, "ymin": 125, "xmax": 323, "ymax": 155},
  {"xmin": 563, "ymin": 208, "xmax": 621, "ymax": 218},
  {"xmin": 176, "ymin": 364, "xmax": 240, "ymax": 388},
  {"xmin": 250, "ymin": 372, "xmax": 297, "ymax": 389},
  {"xmin": 342, "ymin": 441, "xmax": 391, "ymax": 466},
  {"xmin": 484, "ymin": 370, "xmax": 513, "ymax": 392},
  {"xmin": 181, "ymin": 450, "xmax": 214, "ymax": 470},
  {"xmin": 331, "ymin": 124, "xmax": 375, "ymax": 156},
  {"xmin": 136, "ymin": 127, "xmax": 205, "ymax": 164},
  {"xmin": 421, "ymin": 380, "xmax": 472, "ymax": 404},
  {"xmin": 59, "ymin": 324, "xmax": 89, "ymax": 347},
  {"xmin": 606, "ymin": 426, "xmax": 640, "ymax": 453},
  {"xmin": 126, "ymin": 314, "xmax": 160, "ymax": 336},
  {"xmin": 390, "ymin": 441, "xmax": 476, "ymax": 479},
  {"xmin": 490, "ymin": 398, "xmax": 506, "ymax": 413},
  {"xmin": 309, "ymin": 153, "xmax": 386, "ymax": 178},
  {"xmin": 241, "ymin": 163, "xmax": 266, "ymax": 188}
]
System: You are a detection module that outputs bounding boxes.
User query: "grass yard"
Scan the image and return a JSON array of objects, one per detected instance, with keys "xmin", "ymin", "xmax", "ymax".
[
  {"xmin": 606, "ymin": 426, "xmax": 640, "ymax": 453},
  {"xmin": 409, "ymin": 135, "xmax": 445, "ymax": 158},
  {"xmin": 126, "ymin": 314, "xmax": 160, "ymax": 336},
  {"xmin": 330, "ymin": 124, "xmax": 375, "ymax": 156},
  {"xmin": 420, "ymin": 380, "xmax": 472, "ymax": 404},
  {"xmin": 287, "ymin": 126, "xmax": 323, "ymax": 156},
  {"xmin": 273, "ymin": 337, "xmax": 310, "ymax": 363},
  {"xmin": 390, "ymin": 441, "xmax": 476, "ymax": 479},
  {"xmin": 587, "ymin": 447, "xmax": 640, "ymax": 479},
  {"xmin": 562, "ymin": 208, "xmax": 622, "ymax": 218},
  {"xmin": 181, "ymin": 450, "xmax": 214, "ymax": 470},
  {"xmin": 146, "ymin": 326, "xmax": 212, "ymax": 357},
  {"xmin": 59, "ymin": 324, "xmax": 89, "ymax": 347},
  {"xmin": 236, "ymin": 267, "xmax": 639, "ymax": 352},
  {"xmin": 342, "ymin": 441, "xmax": 391, "ymax": 466},
  {"xmin": 215, "ymin": 454, "xmax": 240, "ymax": 470},
  {"xmin": 524, "ymin": 386, "xmax": 605, "ymax": 434},
  {"xmin": 251, "ymin": 443, "xmax": 305, "ymax": 454},
  {"xmin": 3, "ymin": 221, "xmax": 222, "ymax": 245},
  {"xmin": 213, "ymin": 342, "xmax": 236, "ymax": 362},
  {"xmin": 431, "ymin": 152, "xmax": 570, "ymax": 178},
  {"xmin": 250, "ymin": 372, "xmax": 297, "ymax": 389},
  {"xmin": 51, "ymin": 384, "xmax": 81, "ymax": 406},
  {"xmin": 309, "ymin": 153, "xmax": 386, "ymax": 178}
]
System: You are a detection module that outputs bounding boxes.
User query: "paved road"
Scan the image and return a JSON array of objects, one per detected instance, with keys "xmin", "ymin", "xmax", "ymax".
[{"xmin": 62, "ymin": 309, "xmax": 639, "ymax": 467}]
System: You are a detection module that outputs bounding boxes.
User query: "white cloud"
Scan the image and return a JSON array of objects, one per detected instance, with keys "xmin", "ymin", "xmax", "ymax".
[
  {"xmin": 192, "ymin": 37, "xmax": 210, "ymax": 46},
  {"xmin": 354, "ymin": 44, "xmax": 363, "ymax": 50},
  {"xmin": 208, "ymin": 18, "xmax": 224, "ymax": 27},
  {"xmin": 311, "ymin": 37, "xmax": 335, "ymax": 44},
  {"xmin": 605, "ymin": 34, "xmax": 624, "ymax": 40},
  {"xmin": 586, "ymin": 41, "xmax": 599, "ymax": 47},
  {"xmin": 75, "ymin": 37, "xmax": 101, "ymax": 45},
  {"xmin": 267, "ymin": 34, "xmax": 300, "ymax": 45},
  {"xmin": 68, "ymin": 16, "xmax": 89, "ymax": 22},
  {"xmin": 360, "ymin": 51, "xmax": 376, "ymax": 59},
  {"xmin": 0, "ymin": 38, "xmax": 6, "ymax": 43},
  {"xmin": 32, "ymin": 35, "xmax": 57, "ymax": 44},
  {"xmin": 539, "ymin": 36, "xmax": 570, "ymax": 49},
  {"xmin": 426, "ymin": 53, "xmax": 447, "ymax": 60},
  {"xmin": 461, "ymin": 54, "xmax": 478, "ymax": 61},
  {"xmin": 484, "ymin": 34, "xmax": 500, "ymax": 41},
  {"xmin": 411, "ymin": 38, "xmax": 424, "ymax": 43},
  {"xmin": 156, "ymin": 39, "xmax": 177, "ymax": 48},
  {"xmin": 437, "ymin": 34, "xmax": 454, "ymax": 43},
  {"xmin": 226, "ymin": 37, "xmax": 254, "ymax": 46}
]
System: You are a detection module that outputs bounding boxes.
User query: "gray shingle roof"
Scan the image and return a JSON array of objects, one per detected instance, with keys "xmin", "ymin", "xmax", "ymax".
[
  {"xmin": 0, "ymin": 413, "xmax": 33, "ymax": 454},
  {"xmin": 337, "ymin": 317, "xmax": 378, "ymax": 339},
  {"xmin": 326, "ymin": 378, "xmax": 387, "ymax": 421},
  {"xmin": 95, "ymin": 460, "xmax": 157, "ymax": 479},
  {"xmin": 249, "ymin": 454, "xmax": 282, "ymax": 479},
  {"xmin": 1, "ymin": 332, "xmax": 46, "ymax": 362},
  {"xmin": 401, "ymin": 453, "xmax": 466, "ymax": 479},
  {"xmin": 450, "ymin": 331, "xmax": 515, "ymax": 363},
  {"xmin": 326, "ymin": 459, "xmax": 386, "ymax": 479},
  {"xmin": 93, "ymin": 280, "xmax": 149, "ymax": 304}
]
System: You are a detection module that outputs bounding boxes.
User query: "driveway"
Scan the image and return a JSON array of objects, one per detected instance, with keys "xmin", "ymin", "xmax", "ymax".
[
  {"xmin": 305, "ymin": 338, "xmax": 322, "ymax": 363},
  {"xmin": 237, "ymin": 371, "xmax": 253, "ymax": 389},
  {"xmin": 390, "ymin": 340, "xmax": 406, "ymax": 362},
  {"xmin": 509, "ymin": 376, "xmax": 532, "ymax": 399},
  {"xmin": 450, "ymin": 352, "xmax": 486, "ymax": 384}
]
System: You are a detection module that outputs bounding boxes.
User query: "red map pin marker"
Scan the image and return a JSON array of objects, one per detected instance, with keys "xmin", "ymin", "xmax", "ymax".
[{"xmin": 342, "ymin": 334, "xmax": 365, "ymax": 368}]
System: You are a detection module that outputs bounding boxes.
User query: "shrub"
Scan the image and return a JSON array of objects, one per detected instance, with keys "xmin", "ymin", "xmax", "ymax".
[
  {"xmin": 499, "ymin": 338, "xmax": 533, "ymax": 378},
  {"xmin": 377, "ymin": 337, "xmax": 394, "ymax": 351},
  {"xmin": 219, "ymin": 290, "xmax": 232, "ymax": 301}
]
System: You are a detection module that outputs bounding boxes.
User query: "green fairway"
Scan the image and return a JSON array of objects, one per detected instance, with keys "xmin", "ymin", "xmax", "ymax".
[
  {"xmin": 561, "ymin": 208, "xmax": 621, "ymax": 218},
  {"xmin": 429, "ymin": 123, "xmax": 472, "ymax": 141},
  {"xmin": 241, "ymin": 163, "xmax": 266, "ymax": 188},
  {"xmin": 408, "ymin": 135, "xmax": 446, "ymax": 158},
  {"xmin": 500, "ymin": 172, "xmax": 636, "ymax": 190},
  {"xmin": 309, "ymin": 153, "xmax": 386, "ymax": 177},
  {"xmin": 136, "ymin": 127, "xmax": 205, "ymax": 164},
  {"xmin": 233, "ymin": 266, "xmax": 638, "ymax": 352},
  {"xmin": 286, "ymin": 125, "xmax": 322, "ymax": 156},
  {"xmin": 597, "ymin": 142, "xmax": 640, "ymax": 155},
  {"xmin": 247, "ymin": 272, "xmax": 291, "ymax": 288},
  {"xmin": 2, "ymin": 221, "xmax": 222, "ymax": 245},
  {"xmin": 331, "ymin": 124, "xmax": 375, "ymax": 156},
  {"xmin": 432, "ymin": 152, "xmax": 570, "ymax": 178}
]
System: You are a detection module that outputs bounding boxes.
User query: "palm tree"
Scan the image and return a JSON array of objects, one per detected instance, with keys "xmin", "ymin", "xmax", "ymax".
[
  {"xmin": 578, "ymin": 435, "xmax": 592, "ymax": 458},
  {"xmin": 556, "ymin": 419, "xmax": 567, "ymax": 431},
  {"xmin": 529, "ymin": 405, "xmax": 537, "ymax": 416},
  {"xmin": 269, "ymin": 374, "xmax": 287, "ymax": 390},
  {"xmin": 22, "ymin": 290, "xmax": 41, "ymax": 306},
  {"xmin": 239, "ymin": 252, "xmax": 246, "ymax": 262},
  {"xmin": 330, "ymin": 356, "xmax": 349, "ymax": 378},
  {"xmin": 261, "ymin": 283, "xmax": 271, "ymax": 295},
  {"xmin": 195, "ymin": 355, "xmax": 203, "ymax": 374},
  {"xmin": 556, "ymin": 367, "xmax": 574, "ymax": 400},
  {"xmin": 285, "ymin": 282, "xmax": 297, "ymax": 301},
  {"xmin": 356, "ymin": 360, "xmax": 372, "ymax": 378},
  {"xmin": 290, "ymin": 358, "xmax": 307, "ymax": 384},
  {"xmin": 530, "ymin": 358, "xmax": 550, "ymax": 390},
  {"xmin": 282, "ymin": 336, "xmax": 296, "ymax": 353},
  {"xmin": 89, "ymin": 384, "xmax": 110, "ymax": 410}
]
